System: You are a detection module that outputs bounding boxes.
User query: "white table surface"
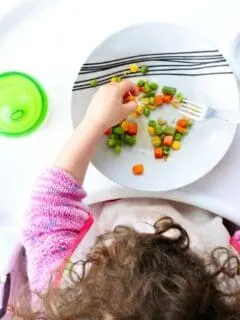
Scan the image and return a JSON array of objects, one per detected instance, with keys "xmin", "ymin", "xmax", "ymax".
[{"xmin": 0, "ymin": 0, "xmax": 240, "ymax": 231}]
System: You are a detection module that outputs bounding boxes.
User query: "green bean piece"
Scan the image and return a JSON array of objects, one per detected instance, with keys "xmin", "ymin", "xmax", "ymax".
[
  {"xmin": 107, "ymin": 138, "xmax": 117, "ymax": 148},
  {"xmin": 149, "ymin": 97, "xmax": 155, "ymax": 105},
  {"xmin": 174, "ymin": 133, "xmax": 182, "ymax": 141},
  {"xmin": 163, "ymin": 146, "xmax": 170, "ymax": 155},
  {"xmin": 164, "ymin": 125, "xmax": 176, "ymax": 136},
  {"xmin": 148, "ymin": 120, "xmax": 156, "ymax": 127},
  {"xmin": 114, "ymin": 145, "xmax": 122, "ymax": 154},
  {"xmin": 90, "ymin": 79, "xmax": 98, "ymax": 87},
  {"xmin": 143, "ymin": 107, "xmax": 150, "ymax": 117},
  {"xmin": 113, "ymin": 127, "xmax": 125, "ymax": 136},
  {"xmin": 137, "ymin": 79, "xmax": 145, "ymax": 87},
  {"xmin": 162, "ymin": 86, "xmax": 177, "ymax": 96},
  {"xmin": 175, "ymin": 92, "xmax": 184, "ymax": 102},
  {"xmin": 155, "ymin": 124, "xmax": 164, "ymax": 135},
  {"xmin": 149, "ymin": 82, "xmax": 158, "ymax": 90},
  {"xmin": 140, "ymin": 65, "xmax": 149, "ymax": 74},
  {"xmin": 123, "ymin": 134, "xmax": 136, "ymax": 146},
  {"xmin": 144, "ymin": 92, "xmax": 155, "ymax": 98}
]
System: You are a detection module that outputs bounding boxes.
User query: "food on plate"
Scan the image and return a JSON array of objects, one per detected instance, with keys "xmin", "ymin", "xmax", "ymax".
[
  {"xmin": 90, "ymin": 79, "xmax": 98, "ymax": 87},
  {"xmin": 132, "ymin": 164, "xmax": 144, "ymax": 175}
]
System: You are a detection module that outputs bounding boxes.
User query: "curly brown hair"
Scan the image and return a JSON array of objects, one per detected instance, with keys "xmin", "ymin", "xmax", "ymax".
[{"xmin": 14, "ymin": 217, "xmax": 240, "ymax": 319}]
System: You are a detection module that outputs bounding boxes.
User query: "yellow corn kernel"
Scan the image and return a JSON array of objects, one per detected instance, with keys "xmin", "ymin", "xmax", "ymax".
[
  {"xmin": 129, "ymin": 64, "xmax": 139, "ymax": 73},
  {"xmin": 172, "ymin": 141, "xmax": 181, "ymax": 150},
  {"xmin": 142, "ymin": 98, "xmax": 149, "ymax": 105},
  {"xmin": 149, "ymin": 104, "xmax": 157, "ymax": 110},
  {"xmin": 131, "ymin": 112, "xmax": 139, "ymax": 118},
  {"xmin": 121, "ymin": 120, "xmax": 129, "ymax": 132},
  {"xmin": 151, "ymin": 136, "xmax": 161, "ymax": 147},
  {"xmin": 136, "ymin": 105, "xmax": 144, "ymax": 115},
  {"xmin": 148, "ymin": 126, "xmax": 155, "ymax": 136}
]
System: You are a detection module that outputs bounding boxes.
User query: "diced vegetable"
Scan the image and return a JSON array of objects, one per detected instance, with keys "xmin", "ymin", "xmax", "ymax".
[
  {"xmin": 162, "ymin": 95, "xmax": 173, "ymax": 103},
  {"xmin": 142, "ymin": 97, "xmax": 149, "ymax": 105},
  {"xmin": 114, "ymin": 145, "xmax": 122, "ymax": 154},
  {"xmin": 136, "ymin": 106, "xmax": 144, "ymax": 115},
  {"xmin": 187, "ymin": 119, "xmax": 193, "ymax": 128},
  {"xmin": 127, "ymin": 122, "xmax": 138, "ymax": 136},
  {"xmin": 176, "ymin": 126, "xmax": 186, "ymax": 134},
  {"xmin": 137, "ymin": 79, "xmax": 145, "ymax": 87},
  {"xmin": 149, "ymin": 97, "xmax": 155, "ymax": 105},
  {"xmin": 164, "ymin": 125, "xmax": 176, "ymax": 136},
  {"xmin": 144, "ymin": 84, "xmax": 151, "ymax": 93},
  {"xmin": 148, "ymin": 126, "xmax": 155, "ymax": 136},
  {"xmin": 177, "ymin": 118, "xmax": 188, "ymax": 128},
  {"xmin": 123, "ymin": 134, "xmax": 136, "ymax": 145},
  {"xmin": 151, "ymin": 136, "xmax": 161, "ymax": 147},
  {"xmin": 113, "ymin": 127, "xmax": 125, "ymax": 136},
  {"xmin": 140, "ymin": 65, "xmax": 149, "ymax": 74},
  {"xmin": 121, "ymin": 120, "xmax": 129, "ymax": 132},
  {"xmin": 149, "ymin": 82, "xmax": 158, "ymax": 90},
  {"xmin": 155, "ymin": 95, "xmax": 164, "ymax": 106},
  {"xmin": 175, "ymin": 92, "xmax": 184, "ymax": 102},
  {"xmin": 174, "ymin": 133, "xmax": 182, "ymax": 141},
  {"xmin": 129, "ymin": 64, "xmax": 139, "ymax": 72},
  {"xmin": 148, "ymin": 120, "xmax": 156, "ymax": 127},
  {"xmin": 162, "ymin": 86, "xmax": 177, "ymax": 96},
  {"xmin": 144, "ymin": 92, "xmax": 155, "ymax": 98},
  {"xmin": 163, "ymin": 146, "xmax": 170, "ymax": 155},
  {"xmin": 163, "ymin": 136, "xmax": 173, "ymax": 147},
  {"xmin": 154, "ymin": 147, "xmax": 163, "ymax": 159},
  {"xmin": 90, "ymin": 79, "xmax": 98, "ymax": 87},
  {"xmin": 155, "ymin": 124, "xmax": 164, "ymax": 135},
  {"xmin": 143, "ymin": 107, "xmax": 150, "ymax": 117},
  {"xmin": 104, "ymin": 128, "xmax": 112, "ymax": 136},
  {"xmin": 132, "ymin": 164, "xmax": 144, "ymax": 175},
  {"xmin": 172, "ymin": 141, "xmax": 181, "ymax": 150},
  {"xmin": 136, "ymin": 85, "xmax": 145, "ymax": 92},
  {"xmin": 107, "ymin": 138, "xmax": 117, "ymax": 148}
]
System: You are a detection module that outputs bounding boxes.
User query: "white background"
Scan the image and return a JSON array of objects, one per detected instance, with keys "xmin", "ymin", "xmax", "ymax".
[{"xmin": 0, "ymin": 0, "xmax": 239, "ymax": 230}]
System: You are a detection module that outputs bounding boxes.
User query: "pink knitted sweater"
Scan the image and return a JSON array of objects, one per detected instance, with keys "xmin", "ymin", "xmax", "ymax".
[{"xmin": 23, "ymin": 168, "xmax": 240, "ymax": 292}]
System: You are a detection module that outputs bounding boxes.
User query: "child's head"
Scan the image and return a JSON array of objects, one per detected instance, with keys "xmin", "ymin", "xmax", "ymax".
[{"xmin": 16, "ymin": 217, "xmax": 240, "ymax": 319}]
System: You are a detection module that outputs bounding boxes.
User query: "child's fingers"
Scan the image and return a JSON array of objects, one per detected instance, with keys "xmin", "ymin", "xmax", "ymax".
[
  {"xmin": 118, "ymin": 79, "xmax": 138, "ymax": 96},
  {"xmin": 123, "ymin": 100, "xmax": 138, "ymax": 114}
]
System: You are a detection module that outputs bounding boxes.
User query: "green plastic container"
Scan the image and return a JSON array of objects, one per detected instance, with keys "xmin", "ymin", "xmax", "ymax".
[{"xmin": 0, "ymin": 71, "xmax": 48, "ymax": 137}]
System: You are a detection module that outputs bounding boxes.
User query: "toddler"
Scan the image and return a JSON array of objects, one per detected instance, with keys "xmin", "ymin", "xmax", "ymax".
[{"xmin": 14, "ymin": 80, "xmax": 240, "ymax": 319}]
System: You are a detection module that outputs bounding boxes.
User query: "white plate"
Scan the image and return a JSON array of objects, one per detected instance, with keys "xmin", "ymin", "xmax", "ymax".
[{"xmin": 71, "ymin": 23, "xmax": 239, "ymax": 191}]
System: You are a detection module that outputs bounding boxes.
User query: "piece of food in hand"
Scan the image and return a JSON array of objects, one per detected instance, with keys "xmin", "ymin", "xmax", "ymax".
[
  {"xmin": 129, "ymin": 64, "xmax": 139, "ymax": 73},
  {"xmin": 113, "ymin": 126, "xmax": 125, "ymax": 136},
  {"xmin": 162, "ymin": 86, "xmax": 177, "ymax": 97},
  {"xmin": 163, "ymin": 135, "xmax": 174, "ymax": 147},
  {"xmin": 107, "ymin": 138, "xmax": 118, "ymax": 148},
  {"xmin": 132, "ymin": 164, "xmax": 144, "ymax": 175},
  {"xmin": 154, "ymin": 147, "xmax": 163, "ymax": 159},
  {"xmin": 123, "ymin": 134, "xmax": 136, "ymax": 146},
  {"xmin": 162, "ymin": 94, "xmax": 173, "ymax": 103},
  {"xmin": 127, "ymin": 122, "xmax": 138, "ymax": 136},
  {"xmin": 121, "ymin": 120, "xmax": 129, "ymax": 132},
  {"xmin": 136, "ymin": 105, "xmax": 144, "ymax": 115},
  {"xmin": 172, "ymin": 141, "xmax": 181, "ymax": 150}
]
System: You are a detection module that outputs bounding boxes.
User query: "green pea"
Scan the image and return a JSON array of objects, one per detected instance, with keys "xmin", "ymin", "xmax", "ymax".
[
  {"xmin": 143, "ymin": 107, "xmax": 150, "ymax": 117},
  {"xmin": 155, "ymin": 124, "xmax": 164, "ymax": 135},
  {"xmin": 140, "ymin": 65, "xmax": 149, "ymax": 74},
  {"xmin": 149, "ymin": 97, "xmax": 155, "ymax": 105},
  {"xmin": 113, "ymin": 127, "xmax": 124, "ymax": 136},
  {"xmin": 163, "ymin": 146, "xmax": 170, "ymax": 155},
  {"xmin": 137, "ymin": 79, "xmax": 145, "ymax": 87},
  {"xmin": 144, "ymin": 92, "xmax": 155, "ymax": 98},
  {"xmin": 123, "ymin": 134, "xmax": 136, "ymax": 146},
  {"xmin": 144, "ymin": 84, "xmax": 151, "ymax": 93},
  {"xmin": 176, "ymin": 92, "xmax": 184, "ymax": 102},
  {"xmin": 148, "ymin": 120, "xmax": 156, "ymax": 127},
  {"xmin": 107, "ymin": 139, "xmax": 117, "ymax": 148},
  {"xmin": 162, "ymin": 86, "xmax": 177, "ymax": 96},
  {"xmin": 114, "ymin": 145, "xmax": 122, "ymax": 154},
  {"xmin": 164, "ymin": 125, "xmax": 176, "ymax": 136},
  {"xmin": 174, "ymin": 133, "xmax": 182, "ymax": 141},
  {"xmin": 90, "ymin": 79, "xmax": 98, "ymax": 87},
  {"xmin": 149, "ymin": 82, "xmax": 158, "ymax": 90}
]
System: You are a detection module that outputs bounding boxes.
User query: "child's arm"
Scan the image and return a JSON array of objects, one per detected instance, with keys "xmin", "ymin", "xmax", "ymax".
[{"xmin": 23, "ymin": 80, "xmax": 138, "ymax": 291}]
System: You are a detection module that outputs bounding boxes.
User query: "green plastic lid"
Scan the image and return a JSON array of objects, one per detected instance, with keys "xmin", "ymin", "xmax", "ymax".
[{"xmin": 0, "ymin": 71, "xmax": 48, "ymax": 137}]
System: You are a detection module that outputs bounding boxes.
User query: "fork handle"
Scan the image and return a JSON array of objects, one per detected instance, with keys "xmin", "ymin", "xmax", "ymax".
[{"xmin": 214, "ymin": 110, "xmax": 240, "ymax": 124}]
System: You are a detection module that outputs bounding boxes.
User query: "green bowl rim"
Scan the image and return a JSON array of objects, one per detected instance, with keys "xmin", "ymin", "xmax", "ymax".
[{"xmin": 0, "ymin": 71, "xmax": 48, "ymax": 137}]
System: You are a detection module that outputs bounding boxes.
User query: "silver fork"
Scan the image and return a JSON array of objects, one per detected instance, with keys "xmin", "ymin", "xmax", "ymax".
[{"xmin": 178, "ymin": 99, "xmax": 240, "ymax": 123}]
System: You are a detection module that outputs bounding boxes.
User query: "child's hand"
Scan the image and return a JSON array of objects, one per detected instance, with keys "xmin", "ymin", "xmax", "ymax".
[{"xmin": 84, "ymin": 80, "xmax": 138, "ymax": 131}]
